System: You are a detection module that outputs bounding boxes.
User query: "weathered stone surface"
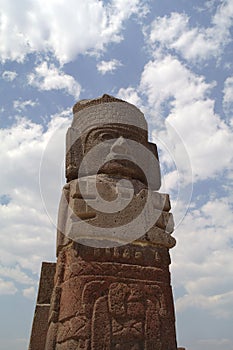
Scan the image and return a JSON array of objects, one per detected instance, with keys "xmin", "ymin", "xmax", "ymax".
[
  {"xmin": 66, "ymin": 94, "xmax": 160, "ymax": 190},
  {"xmin": 53, "ymin": 255, "xmax": 176, "ymax": 349},
  {"xmin": 57, "ymin": 175, "xmax": 175, "ymax": 251},
  {"xmin": 56, "ymin": 339, "xmax": 82, "ymax": 350},
  {"xmin": 61, "ymin": 243, "xmax": 171, "ymax": 269},
  {"xmin": 28, "ymin": 305, "xmax": 50, "ymax": 350},
  {"xmin": 37, "ymin": 262, "xmax": 56, "ymax": 304},
  {"xmin": 29, "ymin": 95, "xmax": 179, "ymax": 350},
  {"xmin": 44, "ymin": 236, "xmax": 177, "ymax": 349},
  {"xmin": 72, "ymin": 94, "xmax": 128, "ymax": 114},
  {"xmin": 28, "ymin": 262, "xmax": 56, "ymax": 350},
  {"xmin": 44, "ymin": 322, "xmax": 59, "ymax": 350}
]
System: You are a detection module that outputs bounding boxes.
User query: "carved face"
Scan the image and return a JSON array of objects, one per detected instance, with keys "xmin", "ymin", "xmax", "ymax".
[
  {"xmin": 66, "ymin": 123, "xmax": 160, "ymax": 190},
  {"xmin": 83, "ymin": 124, "xmax": 148, "ymax": 183}
]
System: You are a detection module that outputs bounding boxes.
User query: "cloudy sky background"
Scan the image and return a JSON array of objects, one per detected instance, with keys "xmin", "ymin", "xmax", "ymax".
[{"xmin": 0, "ymin": 0, "xmax": 233, "ymax": 349}]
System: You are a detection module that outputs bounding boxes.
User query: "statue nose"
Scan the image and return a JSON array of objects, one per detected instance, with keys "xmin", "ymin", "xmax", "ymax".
[{"xmin": 111, "ymin": 136, "xmax": 129, "ymax": 154}]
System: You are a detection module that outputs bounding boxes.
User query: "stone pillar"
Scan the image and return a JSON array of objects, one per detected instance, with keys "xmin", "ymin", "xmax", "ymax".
[
  {"xmin": 28, "ymin": 262, "xmax": 56, "ymax": 350},
  {"xmin": 30, "ymin": 94, "xmax": 179, "ymax": 349}
]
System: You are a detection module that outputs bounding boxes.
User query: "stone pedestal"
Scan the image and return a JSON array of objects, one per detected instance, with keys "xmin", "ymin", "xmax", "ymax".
[{"xmin": 46, "ymin": 243, "xmax": 177, "ymax": 350}]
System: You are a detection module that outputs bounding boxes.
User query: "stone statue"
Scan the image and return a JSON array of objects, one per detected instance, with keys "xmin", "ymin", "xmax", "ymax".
[{"xmin": 29, "ymin": 94, "xmax": 178, "ymax": 350}]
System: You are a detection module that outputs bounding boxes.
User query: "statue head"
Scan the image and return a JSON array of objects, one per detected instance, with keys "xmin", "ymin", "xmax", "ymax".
[{"xmin": 66, "ymin": 94, "xmax": 161, "ymax": 190}]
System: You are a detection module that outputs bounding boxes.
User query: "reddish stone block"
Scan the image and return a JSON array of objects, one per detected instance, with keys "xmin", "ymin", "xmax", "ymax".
[
  {"xmin": 44, "ymin": 322, "xmax": 58, "ymax": 350},
  {"xmin": 28, "ymin": 262, "xmax": 56, "ymax": 350}
]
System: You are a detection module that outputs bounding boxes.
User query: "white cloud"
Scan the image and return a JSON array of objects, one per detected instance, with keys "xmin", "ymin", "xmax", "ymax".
[
  {"xmin": 2, "ymin": 70, "xmax": 17, "ymax": 82},
  {"xmin": 140, "ymin": 55, "xmax": 213, "ymax": 109},
  {"xmin": 148, "ymin": 1, "xmax": 233, "ymax": 62},
  {"xmin": 0, "ymin": 113, "xmax": 70, "ymax": 282},
  {"xmin": 13, "ymin": 99, "xmax": 38, "ymax": 112},
  {"xmin": 0, "ymin": 0, "xmax": 146, "ymax": 64},
  {"xmin": 0, "ymin": 265, "xmax": 35, "ymax": 285},
  {"xmin": 176, "ymin": 291, "xmax": 233, "ymax": 319},
  {"xmin": 97, "ymin": 59, "xmax": 122, "ymax": 74},
  {"xmin": 172, "ymin": 196, "xmax": 233, "ymax": 319},
  {"xmin": 117, "ymin": 87, "xmax": 143, "ymax": 108},
  {"xmin": 0, "ymin": 278, "xmax": 17, "ymax": 295},
  {"xmin": 139, "ymin": 55, "xmax": 233, "ymax": 182},
  {"xmin": 149, "ymin": 12, "xmax": 189, "ymax": 47},
  {"xmin": 28, "ymin": 62, "xmax": 81, "ymax": 99},
  {"xmin": 223, "ymin": 76, "xmax": 233, "ymax": 115},
  {"xmin": 193, "ymin": 0, "xmax": 219, "ymax": 14},
  {"xmin": 223, "ymin": 76, "xmax": 233, "ymax": 104},
  {"xmin": 160, "ymin": 170, "xmax": 179, "ymax": 194},
  {"xmin": 23, "ymin": 286, "xmax": 36, "ymax": 299}
]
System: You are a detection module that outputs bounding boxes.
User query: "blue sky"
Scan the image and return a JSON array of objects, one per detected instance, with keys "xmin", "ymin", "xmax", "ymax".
[{"xmin": 0, "ymin": 1, "xmax": 233, "ymax": 349}]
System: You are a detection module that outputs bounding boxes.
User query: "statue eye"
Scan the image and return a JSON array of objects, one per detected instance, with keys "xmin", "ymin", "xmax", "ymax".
[{"xmin": 100, "ymin": 133, "xmax": 117, "ymax": 141}]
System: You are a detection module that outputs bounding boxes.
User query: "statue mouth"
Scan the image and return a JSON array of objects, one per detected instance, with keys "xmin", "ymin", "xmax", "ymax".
[
  {"xmin": 106, "ymin": 152, "xmax": 135, "ymax": 162},
  {"xmin": 99, "ymin": 158, "xmax": 147, "ymax": 185}
]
